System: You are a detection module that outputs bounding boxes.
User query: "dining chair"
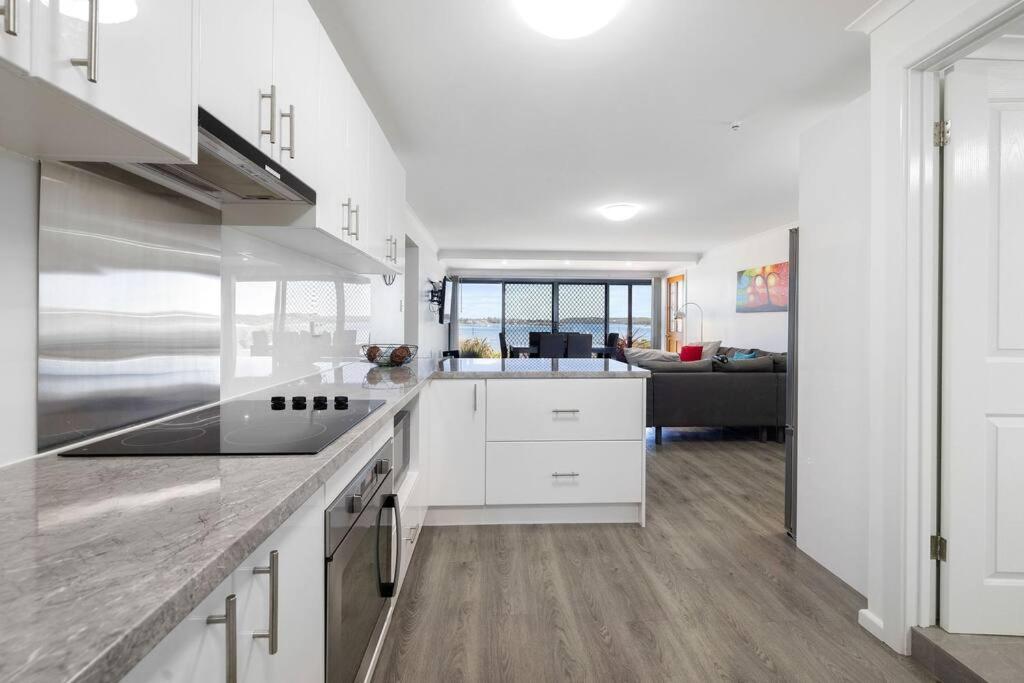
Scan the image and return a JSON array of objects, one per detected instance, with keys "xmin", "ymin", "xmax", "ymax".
[
  {"xmin": 528, "ymin": 331, "xmax": 543, "ymax": 358},
  {"xmin": 566, "ymin": 333, "xmax": 592, "ymax": 358},
  {"xmin": 442, "ymin": 350, "xmax": 460, "ymax": 358},
  {"xmin": 538, "ymin": 333, "xmax": 567, "ymax": 359},
  {"xmin": 499, "ymin": 332, "xmax": 509, "ymax": 359}
]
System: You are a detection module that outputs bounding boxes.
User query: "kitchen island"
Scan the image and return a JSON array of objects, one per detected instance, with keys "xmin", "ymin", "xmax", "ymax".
[{"xmin": 0, "ymin": 358, "xmax": 647, "ymax": 683}]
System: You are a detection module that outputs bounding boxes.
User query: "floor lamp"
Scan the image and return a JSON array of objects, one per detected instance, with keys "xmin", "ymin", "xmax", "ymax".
[{"xmin": 677, "ymin": 302, "xmax": 704, "ymax": 344}]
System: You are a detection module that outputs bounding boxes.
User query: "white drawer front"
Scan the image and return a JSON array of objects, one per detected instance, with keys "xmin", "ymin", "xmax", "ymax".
[
  {"xmin": 486, "ymin": 379, "xmax": 643, "ymax": 442},
  {"xmin": 486, "ymin": 441, "xmax": 642, "ymax": 505}
]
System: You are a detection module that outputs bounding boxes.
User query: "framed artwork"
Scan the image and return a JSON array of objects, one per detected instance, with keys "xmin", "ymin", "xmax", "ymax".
[{"xmin": 736, "ymin": 262, "xmax": 789, "ymax": 313}]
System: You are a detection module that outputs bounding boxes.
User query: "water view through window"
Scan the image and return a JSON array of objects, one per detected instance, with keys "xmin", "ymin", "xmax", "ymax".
[{"xmin": 458, "ymin": 280, "xmax": 653, "ymax": 357}]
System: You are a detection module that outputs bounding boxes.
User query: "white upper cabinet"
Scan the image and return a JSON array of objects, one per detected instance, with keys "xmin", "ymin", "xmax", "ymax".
[
  {"xmin": 344, "ymin": 74, "xmax": 371, "ymax": 248},
  {"xmin": 315, "ymin": 33, "xmax": 348, "ymax": 240},
  {"xmin": 199, "ymin": 0, "xmax": 274, "ymax": 153},
  {"xmin": 0, "ymin": 0, "xmax": 31, "ymax": 74},
  {"xmin": 366, "ymin": 118, "xmax": 390, "ymax": 262},
  {"xmin": 388, "ymin": 149, "xmax": 407, "ymax": 271},
  {"xmin": 271, "ymin": 0, "xmax": 320, "ymax": 183},
  {"xmin": 28, "ymin": 0, "xmax": 196, "ymax": 159}
]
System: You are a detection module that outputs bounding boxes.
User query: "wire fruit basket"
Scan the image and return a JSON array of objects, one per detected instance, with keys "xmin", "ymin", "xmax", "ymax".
[{"xmin": 361, "ymin": 344, "xmax": 418, "ymax": 367}]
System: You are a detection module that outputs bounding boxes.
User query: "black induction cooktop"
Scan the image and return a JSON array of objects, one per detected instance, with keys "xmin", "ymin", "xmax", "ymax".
[{"xmin": 59, "ymin": 396, "xmax": 386, "ymax": 456}]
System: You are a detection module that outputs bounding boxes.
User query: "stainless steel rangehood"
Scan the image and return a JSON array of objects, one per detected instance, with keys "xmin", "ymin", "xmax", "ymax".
[{"xmin": 71, "ymin": 108, "xmax": 316, "ymax": 209}]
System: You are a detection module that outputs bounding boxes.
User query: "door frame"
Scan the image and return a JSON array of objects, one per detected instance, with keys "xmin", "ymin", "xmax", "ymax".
[{"xmin": 851, "ymin": 0, "xmax": 1024, "ymax": 655}]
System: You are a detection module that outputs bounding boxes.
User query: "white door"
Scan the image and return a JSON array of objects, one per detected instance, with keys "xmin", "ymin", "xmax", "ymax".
[
  {"xmin": 199, "ymin": 0, "xmax": 274, "ymax": 152},
  {"xmin": 271, "ymin": 0, "xmax": 320, "ymax": 183},
  {"xmin": 942, "ymin": 59, "xmax": 1024, "ymax": 635},
  {"xmin": 315, "ymin": 37, "xmax": 349, "ymax": 239},
  {"xmin": 0, "ymin": 0, "xmax": 30, "ymax": 73},
  {"xmin": 344, "ymin": 73, "xmax": 371, "ymax": 247},
  {"xmin": 30, "ymin": 0, "xmax": 196, "ymax": 159},
  {"xmin": 428, "ymin": 380, "xmax": 486, "ymax": 506}
]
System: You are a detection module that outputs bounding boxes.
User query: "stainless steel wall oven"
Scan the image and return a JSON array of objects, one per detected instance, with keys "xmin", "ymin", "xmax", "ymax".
[{"xmin": 325, "ymin": 440, "xmax": 400, "ymax": 683}]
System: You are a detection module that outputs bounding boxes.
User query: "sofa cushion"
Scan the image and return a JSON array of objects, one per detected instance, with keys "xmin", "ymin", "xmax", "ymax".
[
  {"xmin": 624, "ymin": 348, "xmax": 680, "ymax": 365},
  {"xmin": 700, "ymin": 340, "xmax": 722, "ymax": 359},
  {"xmin": 733, "ymin": 351, "xmax": 758, "ymax": 360},
  {"xmin": 679, "ymin": 345, "xmax": 703, "ymax": 362},
  {"xmin": 641, "ymin": 359, "xmax": 712, "ymax": 373},
  {"xmin": 713, "ymin": 356, "xmax": 774, "ymax": 373}
]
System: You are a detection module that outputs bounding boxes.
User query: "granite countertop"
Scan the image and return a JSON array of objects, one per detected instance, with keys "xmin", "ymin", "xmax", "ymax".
[
  {"xmin": 0, "ymin": 356, "xmax": 648, "ymax": 683},
  {"xmin": 434, "ymin": 356, "xmax": 650, "ymax": 378}
]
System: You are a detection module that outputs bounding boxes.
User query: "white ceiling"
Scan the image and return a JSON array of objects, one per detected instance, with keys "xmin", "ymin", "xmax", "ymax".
[{"xmin": 312, "ymin": 0, "xmax": 872, "ymax": 262}]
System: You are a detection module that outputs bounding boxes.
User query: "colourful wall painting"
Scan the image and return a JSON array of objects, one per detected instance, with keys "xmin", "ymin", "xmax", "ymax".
[{"xmin": 736, "ymin": 262, "xmax": 790, "ymax": 313}]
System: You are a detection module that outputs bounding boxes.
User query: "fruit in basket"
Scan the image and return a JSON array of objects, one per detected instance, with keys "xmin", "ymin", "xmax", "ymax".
[
  {"xmin": 365, "ymin": 345, "xmax": 382, "ymax": 362},
  {"xmin": 389, "ymin": 345, "xmax": 412, "ymax": 365}
]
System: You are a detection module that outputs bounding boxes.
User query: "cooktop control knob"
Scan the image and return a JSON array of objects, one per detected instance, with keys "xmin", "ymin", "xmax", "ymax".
[
  {"xmin": 271, "ymin": 396, "xmax": 286, "ymax": 410},
  {"xmin": 313, "ymin": 396, "xmax": 328, "ymax": 410},
  {"xmin": 334, "ymin": 395, "xmax": 349, "ymax": 410},
  {"xmin": 291, "ymin": 396, "xmax": 307, "ymax": 410}
]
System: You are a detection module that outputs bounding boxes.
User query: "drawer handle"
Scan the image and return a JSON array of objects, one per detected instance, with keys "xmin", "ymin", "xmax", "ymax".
[
  {"xmin": 206, "ymin": 594, "xmax": 238, "ymax": 683},
  {"xmin": 552, "ymin": 409, "xmax": 580, "ymax": 414},
  {"xmin": 2, "ymin": 0, "xmax": 18, "ymax": 36},
  {"xmin": 403, "ymin": 525, "xmax": 420, "ymax": 543},
  {"xmin": 552, "ymin": 472, "xmax": 580, "ymax": 478},
  {"xmin": 252, "ymin": 550, "xmax": 279, "ymax": 654},
  {"xmin": 69, "ymin": 0, "xmax": 98, "ymax": 83}
]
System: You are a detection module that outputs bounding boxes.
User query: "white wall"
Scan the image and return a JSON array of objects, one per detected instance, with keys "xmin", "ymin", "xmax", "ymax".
[
  {"xmin": 390, "ymin": 206, "xmax": 447, "ymax": 359},
  {"xmin": 796, "ymin": 93, "xmax": 870, "ymax": 595},
  {"xmin": 0, "ymin": 148, "xmax": 39, "ymax": 468},
  {"xmin": 667, "ymin": 226, "xmax": 792, "ymax": 351}
]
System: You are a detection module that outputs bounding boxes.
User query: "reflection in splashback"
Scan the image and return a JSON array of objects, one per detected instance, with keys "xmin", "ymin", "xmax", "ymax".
[
  {"xmin": 37, "ymin": 162, "xmax": 222, "ymax": 450},
  {"xmin": 220, "ymin": 228, "xmax": 371, "ymax": 400}
]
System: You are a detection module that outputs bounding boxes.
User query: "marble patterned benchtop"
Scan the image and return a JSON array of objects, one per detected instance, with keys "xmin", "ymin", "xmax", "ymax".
[
  {"xmin": 0, "ymin": 356, "xmax": 648, "ymax": 683},
  {"xmin": 434, "ymin": 356, "xmax": 650, "ymax": 378}
]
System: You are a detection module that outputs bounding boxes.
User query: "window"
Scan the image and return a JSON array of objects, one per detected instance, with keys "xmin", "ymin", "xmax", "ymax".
[
  {"xmin": 457, "ymin": 279, "xmax": 653, "ymax": 356},
  {"xmin": 458, "ymin": 282, "xmax": 502, "ymax": 358}
]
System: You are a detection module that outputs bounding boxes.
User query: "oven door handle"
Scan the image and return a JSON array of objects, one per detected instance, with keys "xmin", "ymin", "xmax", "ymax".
[{"xmin": 375, "ymin": 493, "xmax": 401, "ymax": 598}]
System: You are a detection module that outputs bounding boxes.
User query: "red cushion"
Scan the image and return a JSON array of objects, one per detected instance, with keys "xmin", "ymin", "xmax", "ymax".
[{"xmin": 679, "ymin": 345, "xmax": 703, "ymax": 362}]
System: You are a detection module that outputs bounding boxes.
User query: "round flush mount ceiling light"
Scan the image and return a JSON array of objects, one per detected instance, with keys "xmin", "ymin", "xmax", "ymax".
[
  {"xmin": 512, "ymin": 0, "xmax": 627, "ymax": 40},
  {"xmin": 600, "ymin": 203, "xmax": 640, "ymax": 222}
]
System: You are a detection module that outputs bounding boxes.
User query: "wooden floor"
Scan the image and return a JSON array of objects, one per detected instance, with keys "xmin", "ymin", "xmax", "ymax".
[{"xmin": 373, "ymin": 429, "xmax": 933, "ymax": 682}]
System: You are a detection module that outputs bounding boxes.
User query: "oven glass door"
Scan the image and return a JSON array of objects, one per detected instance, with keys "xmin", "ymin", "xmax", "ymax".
[{"xmin": 326, "ymin": 470, "xmax": 393, "ymax": 683}]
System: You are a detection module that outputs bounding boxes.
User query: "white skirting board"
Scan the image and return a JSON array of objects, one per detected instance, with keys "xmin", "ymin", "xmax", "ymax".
[{"xmin": 425, "ymin": 503, "xmax": 644, "ymax": 526}]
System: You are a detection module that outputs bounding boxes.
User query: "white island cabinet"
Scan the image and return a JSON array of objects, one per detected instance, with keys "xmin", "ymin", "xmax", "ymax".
[{"xmin": 427, "ymin": 372, "xmax": 647, "ymax": 526}]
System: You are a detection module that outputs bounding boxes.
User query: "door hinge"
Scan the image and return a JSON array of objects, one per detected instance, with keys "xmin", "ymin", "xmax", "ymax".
[
  {"xmin": 934, "ymin": 120, "xmax": 951, "ymax": 148},
  {"xmin": 930, "ymin": 535, "xmax": 948, "ymax": 561}
]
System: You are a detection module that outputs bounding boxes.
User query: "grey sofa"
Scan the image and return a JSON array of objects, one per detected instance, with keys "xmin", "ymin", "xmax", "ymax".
[{"xmin": 638, "ymin": 346, "xmax": 787, "ymax": 443}]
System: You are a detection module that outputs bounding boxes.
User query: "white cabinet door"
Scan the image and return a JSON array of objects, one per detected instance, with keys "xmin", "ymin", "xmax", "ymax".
[
  {"xmin": 387, "ymin": 149, "xmax": 407, "ymax": 270},
  {"xmin": 0, "ymin": 0, "xmax": 30, "ymax": 74},
  {"xmin": 121, "ymin": 575, "xmax": 236, "ymax": 683},
  {"xmin": 236, "ymin": 488, "xmax": 325, "ymax": 683},
  {"xmin": 30, "ymin": 0, "xmax": 196, "ymax": 159},
  {"xmin": 428, "ymin": 380, "xmax": 486, "ymax": 506},
  {"xmin": 272, "ymin": 0, "xmax": 320, "ymax": 183},
  {"xmin": 344, "ymin": 73, "xmax": 371, "ymax": 248},
  {"xmin": 366, "ymin": 118, "xmax": 392, "ymax": 262},
  {"xmin": 199, "ymin": 0, "xmax": 274, "ymax": 152},
  {"xmin": 315, "ymin": 35, "xmax": 348, "ymax": 239}
]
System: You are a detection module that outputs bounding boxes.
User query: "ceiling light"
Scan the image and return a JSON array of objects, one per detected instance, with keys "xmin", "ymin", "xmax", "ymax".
[
  {"xmin": 512, "ymin": 0, "xmax": 626, "ymax": 40},
  {"xmin": 501, "ymin": 260, "xmax": 509, "ymax": 265},
  {"xmin": 564, "ymin": 260, "xmax": 572, "ymax": 265},
  {"xmin": 600, "ymin": 203, "xmax": 640, "ymax": 221}
]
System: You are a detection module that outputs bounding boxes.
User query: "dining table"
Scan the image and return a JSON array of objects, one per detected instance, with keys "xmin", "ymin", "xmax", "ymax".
[{"xmin": 509, "ymin": 346, "xmax": 615, "ymax": 359}]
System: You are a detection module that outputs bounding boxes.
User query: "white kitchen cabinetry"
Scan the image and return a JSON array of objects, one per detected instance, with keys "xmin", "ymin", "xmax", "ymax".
[
  {"xmin": 121, "ymin": 487, "xmax": 326, "ymax": 683},
  {"xmin": 385, "ymin": 150, "xmax": 407, "ymax": 271},
  {"xmin": 271, "ymin": 0, "xmax": 320, "ymax": 182},
  {"xmin": 428, "ymin": 380, "xmax": 486, "ymax": 506},
  {"xmin": 315, "ymin": 35, "xmax": 349, "ymax": 240},
  {"xmin": 199, "ymin": 0, "xmax": 274, "ymax": 153},
  {"xmin": 235, "ymin": 487, "xmax": 325, "ymax": 683},
  {"xmin": 0, "ymin": 0, "xmax": 31, "ymax": 74},
  {"xmin": 29, "ymin": 0, "xmax": 196, "ymax": 159},
  {"xmin": 0, "ymin": 0, "xmax": 196, "ymax": 161},
  {"xmin": 120, "ymin": 575, "xmax": 236, "ymax": 683}
]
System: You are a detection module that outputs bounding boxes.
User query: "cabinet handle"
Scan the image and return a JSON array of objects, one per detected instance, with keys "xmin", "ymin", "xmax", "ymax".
[
  {"xmin": 386, "ymin": 236, "xmax": 392, "ymax": 262},
  {"xmin": 351, "ymin": 205, "xmax": 360, "ymax": 240},
  {"xmin": 259, "ymin": 85, "xmax": 277, "ymax": 144},
  {"xmin": 280, "ymin": 105, "xmax": 295, "ymax": 159},
  {"xmin": 341, "ymin": 198, "xmax": 352, "ymax": 235},
  {"xmin": 552, "ymin": 409, "xmax": 581, "ymax": 415},
  {"xmin": 69, "ymin": 0, "xmax": 98, "ymax": 83},
  {"xmin": 206, "ymin": 594, "xmax": 238, "ymax": 683},
  {"xmin": 252, "ymin": 550, "xmax": 279, "ymax": 655},
  {"xmin": 473, "ymin": 384, "xmax": 478, "ymax": 412},
  {"xmin": 552, "ymin": 472, "xmax": 580, "ymax": 478},
  {"xmin": 1, "ymin": 0, "xmax": 18, "ymax": 36},
  {"xmin": 403, "ymin": 525, "xmax": 419, "ymax": 543}
]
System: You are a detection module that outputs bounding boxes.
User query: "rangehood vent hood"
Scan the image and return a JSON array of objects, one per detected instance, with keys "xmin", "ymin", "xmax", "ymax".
[{"xmin": 70, "ymin": 108, "xmax": 316, "ymax": 209}]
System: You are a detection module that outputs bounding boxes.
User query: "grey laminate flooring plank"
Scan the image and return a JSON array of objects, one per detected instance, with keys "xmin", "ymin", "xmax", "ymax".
[{"xmin": 374, "ymin": 429, "xmax": 934, "ymax": 682}]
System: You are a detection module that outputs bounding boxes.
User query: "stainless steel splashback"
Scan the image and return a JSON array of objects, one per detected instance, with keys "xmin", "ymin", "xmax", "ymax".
[{"xmin": 38, "ymin": 162, "xmax": 222, "ymax": 450}]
